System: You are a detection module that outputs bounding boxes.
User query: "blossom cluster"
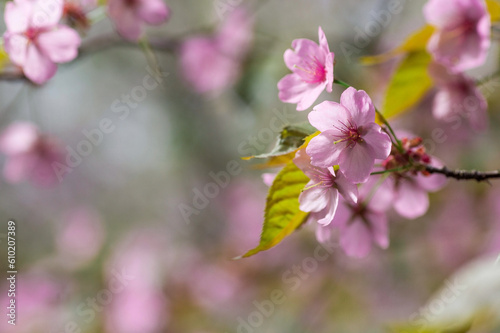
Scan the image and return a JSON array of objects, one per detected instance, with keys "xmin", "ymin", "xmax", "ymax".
[{"xmin": 274, "ymin": 25, "xmax": 454, "ymax": 257}]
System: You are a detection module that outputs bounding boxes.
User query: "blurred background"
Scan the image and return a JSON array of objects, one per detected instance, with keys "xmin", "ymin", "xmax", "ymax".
[{"xmin": 0, "ymin": 0, "xmax": 500, "ymax": 332}]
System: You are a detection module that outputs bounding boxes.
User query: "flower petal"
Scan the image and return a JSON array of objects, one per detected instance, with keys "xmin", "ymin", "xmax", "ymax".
[
  {"xmin": 306, "ymin": 131, "xmax": 344, "ymax": 168},
  {"xmin": 394, "ymin": 179, "xmax": 429, "ymax": 219},
  {"xmin": 3, "ymin": 33, "xmax": 29, "ymax": 66},
  {"xmin": 37, "ymin": 26, "xmax": 81, "ymax": 63},
  {"xmin": 137, "ymin": 0, "xmax": 170, "ymax": 25},
  {"xmin": 278, "ymin": 74, "xmax": 326, "ymax": 111},
  {"xmin": 361, "ymin": 123, "xmax": 392, "ymax": 160},
  {"xmin": 299, "ymin": 181, "xmax": 329, "ymax": 213},
  {"xmin": 366, "ymin": 211, "xmax": 389, "ymax": 249},
  {"xmin": 23, "ymin": 44, "xmax": 57, "ymax": 84},
  {"xmin": 340, "ymin": 87, "xmax": 375, "ymax": 126},
  {"xmin": 5, "ymin": 1, "xmax": 32, "ymax": 33},
  {"xmin": 340, "ymin": 218, "xmax": 372, "ymax": 258},
  {"xmin": 339, "ymin": 144, "xmax": 374, "ymax": 183},
  {"xmin": 30, "ymin": 0, "xmax": 63, "ymax": 29},
  {"xmin": 308, "ymin": 101, "xmax": 349, "ymax": 132},
  {"xmin": 335, "ymin": 171, "xmax": 358, "ymax": 204},
  {"xmin": 316, "ymin": 188, "xmax": 339, "ymax": 225}
]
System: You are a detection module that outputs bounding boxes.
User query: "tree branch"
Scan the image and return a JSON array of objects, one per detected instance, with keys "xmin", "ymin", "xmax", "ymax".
[
  {"xmin": 425, "ymin": 165, "xmax": 500, "ymax": 182},
  {"xmin": 0, "ymin": 33, "xmax": 179, "ymax": 82}
]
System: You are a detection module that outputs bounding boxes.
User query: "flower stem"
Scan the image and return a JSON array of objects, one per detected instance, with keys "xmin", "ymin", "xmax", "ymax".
[{"xmin": 370, "ymin": 167, "xmax": 408, "ymax": 176}]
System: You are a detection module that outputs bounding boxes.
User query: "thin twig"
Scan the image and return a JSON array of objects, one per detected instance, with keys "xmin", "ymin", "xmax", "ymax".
[{"xmin": 425, "ymin": 165, "xmax": 500, "ymax": 182}]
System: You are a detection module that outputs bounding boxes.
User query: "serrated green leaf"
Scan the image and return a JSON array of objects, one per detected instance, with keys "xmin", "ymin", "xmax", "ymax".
[
  {"xmin": 238, "ymin": 161, "xmax": 310, "ymax": 258},
  {"xmin": 243, "ymin": 123, "xmax": 317, "ymax": 161},
  {"xmin": 361, "ymin": 25, "xmax": 434, "ymax": 65},
  {"xmin": 382, "ymin": 50, "xmax": 433, "ymax": 119}
]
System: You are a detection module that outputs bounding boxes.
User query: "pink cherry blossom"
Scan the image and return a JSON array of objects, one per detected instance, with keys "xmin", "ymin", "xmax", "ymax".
[
  {"xmin": 0, "ymin": 122, "xmax": 65, "ymax": 186},
  {"xmin": 180, "ymin": 8, "xmax": 253, "ymax": 95},
  {"xmin": 429, "ymin": 63, "xmax": 488, "ymax": 130},
  {"xmin": 3, "ymin": 0, "xmax": 81, "ymax": 84},
  {"xmin": 316, "ymin": 176, "xmax": 394, "ymax": 258},
  {"xmin": 278, "ymin": 26, "xmax": 335, "ymax": 111},
  {"xmin": 424, "ymin": 0, "xmax": 490, "ymax": 73},
  {"xmin": 294, "ymin": 149, "xmax": 358, "ymax": 226},
  {"xmin": 108, "ymin": 0, "xmax": 170, "ymax": 41},
  {"xmin": 306, "ymin": 87, "xmax": 392, "ymax": 183}
]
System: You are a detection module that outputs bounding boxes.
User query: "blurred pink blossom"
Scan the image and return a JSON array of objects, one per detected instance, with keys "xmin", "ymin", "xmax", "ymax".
[
  {"xmin": 105, "ymin": 229, "xmax": 171, "ymax": 333},
  {"xmin": 0, "ymin": 122, "xmax": 65, "ymax": 186},
  {"xmin": 56, "ymin": 207, "xmax": 105, "ymax": 267},
  {"xmin": 107, "ymin": 0, "xmax": 170, "ymax": 41},
  {"xmin": 294, "ymin": 149, "xmax": 358, "ymax": 225},
  {"xmin": 180, "ymin": 8, "xmax": 253, "ymax": 95},
  {"xmin": 424, "ymin": 0, "xmax": 490, "ymax": 73},
  {"xmin": 278, "ymin": 26, "xmax": 335, "ymax": 111},
  {"xmin": 3, "ymin": 0, "xmax": 81, "ymax": 84},
  {"xmin": 317, "ymin": 176, "xmax": 394, "ymax": 258},
  {"xmin": 429, "ymin": 63, "xmax": 488, "ymax": 131},
  {"xmin": 306, "ymin": 88, "xmax": 392, "ymax": 183}
]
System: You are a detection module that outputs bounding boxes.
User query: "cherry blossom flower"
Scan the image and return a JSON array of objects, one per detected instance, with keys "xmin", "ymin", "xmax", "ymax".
[
  {"xmin": 180, "ymin": 8, "xmax": 253, "ymax": 94},
  {"xmin": 0, "ymin": 122, "xmax": 64, "ymax": 186},
  {"xmin": 316, "ymin": 176, "xmax": 394, "ymax": 258},
  {"xmin": 278, "ymin": 26, "xmax": 335, "ymax": 111},
  {"xmin": 379, "ymin": 135, "xmax": 447, "ymax": 219},
  {"xmin": 107, "ymin": 0, "xmax": 170, "ymax": 41},
  {"xmin": 424, "ymin": 0, "xmax": 490, "ymax": 73},
  {"xmin": 3, "ymin": 0, "xmax": 81, "ymax": 84},
  {"xmin": 294, "ymin": 149, "xmax": 358, "ymax": 226},
  {"xmin": 429, "ymin": 63, "xmax": 488, "ymax": 131},
  {"xmin": 306, "ymin": 87, "xmax": 392, "ymax": 183}
]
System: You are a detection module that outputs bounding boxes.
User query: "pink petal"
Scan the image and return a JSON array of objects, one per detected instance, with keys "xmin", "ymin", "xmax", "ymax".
[
  {"xmin": 318, "ymin": 26, "xmax": 330, "ymax": 55},
  {"xmin": 362, "ymin": 123, "xmax": 392, "ymax": 160},
  {"xmin": 278, "ymin": 74, "xmax": 326, "ymax": 111},
  {"xmin": 315, "ymin": 224, "xmax": 333, "ymax": 244},
  {"xmin": 0, "ymin": 122, "xmax": 38, "ymax": 155},
  {"xmin": 366, "ymin": 211, "xmax": 389, "ymax": 249},
  {"xmin": 108, "ymin": 3, "xmax": 142, "ymax": 41},
  {"xmin": 29, "ymin": 0, "xmax": 63, "ymax": 29},
  {"xmin": 137, "ymin": 0, "xmax": 169, "ymax": 25},
  {"xmin": 335, "ymin": 171, "xmax": 358, "ymax": 204},
  {"xmin": 424, "ymin": 0, "xmax": 465, "ymax": 28},
  {"xmin": 306, "ymin": 132, "xmax": 344, "ymax": 168},
  {"xmin": 5, "ymin": 1, "xmax": 31, "ymax": 33},
  {"xmin": 433, "ymin": 88, "xmax": 456, "ymax": 119},
  {"xmin": 340, "ymin": 87, "xmax": 375, "ymax": 126},
  {"xmin": 3, "ymin": 33, "xmax": 29, "ymax": 66},
  {"xmin": 37, "ymin": 26, "xmax": 81, "ymax": 63},
  {"xmin": 309, "ymin": 101, "xmax": 349, "ymax": 132},
  {"xmin": 299, "ymin": 181, "xmax": 329, "ymax": 213},
  {"xmin": 366, "ymin": 176, "xmax": 395, "ymax": 212},
  {"xmin": 340, "ymin": 218, "xmax": 372, "ymax": 258},
  {"xmin": 216, "ymin": 7, "xmax": 253, "ymax": 59},
  {"xmin": 394, "ymin": 179, "xmax": 429, "ymax": 219},
  {"xmin": 416, "ymin": 157, "xmax": 447, "ymax": 192},
  {"xmin": 23, "ymin": 43, "xmax": 58, "ymax": 84},
  {"xmin": 339, "ymin": 143, "xmax": 374, "ymax": 183},
  {"xmin": 325, "ymin": 52, "xmax": 334, "ymax": 93},
  {"xmin": 285, "ymin": 39, "xmax": 324, "ymax": 71},
  {"xmin": 316, "ymin": 188, "xmax": 339, "ymax": 225},
  {"xmin": 3, "ymin": 154, "xmax": 33, "ymax": 183}
]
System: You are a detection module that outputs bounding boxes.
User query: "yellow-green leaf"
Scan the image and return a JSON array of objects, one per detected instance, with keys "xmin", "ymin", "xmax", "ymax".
[
  {"xmin": 237, "ymin": 161, "xmax": 310, "ymax": 258},
  {"xmin": 487, "ymin": 0, "xmax": 500, "ymax": 22},
  {"xmin": 361, "ymin": 25, "xmax": 434, "ymax": 65},
  {"xmin": 382, "ymin": 50, "xmax": 433, "ymax": 119}
]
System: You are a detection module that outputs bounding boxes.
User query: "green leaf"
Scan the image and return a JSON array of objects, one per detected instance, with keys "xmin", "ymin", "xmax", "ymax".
[
  {"xmin": 361, "ymin": 25, "xmax": 434, "ymax": 65},
  {"xmin": 237, "ymin": 161, "xmax": 310, "ymax": 258},
  {"xmin": 382, "ymin": 50, "xmax": 433, "ymax": 119},
  {"xmin": 243, "ymin": 122, "xmax": 317, "ymax": 160}
]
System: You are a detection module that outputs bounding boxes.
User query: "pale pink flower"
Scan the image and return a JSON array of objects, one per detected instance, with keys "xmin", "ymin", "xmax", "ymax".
[
  {"xmin": 278, "ymin": 26, "xmax": 335, "ymax": 111},
  {"xmin": 294, "ymin": 149, "xmax": 358, "ymax": 226},
  {"xmin": 56, "ymin": 207, "xmax": 105, "ymax": 267},
  {"xmin": 3, "ymin": 0, "xmax": 81, "ymax": 84},
  {"xmin": 261, "ymin": 172, "xmax": 276, "ymax": 186},
  {"xmin": 424, "ymin": 0, "xmax": 490, "ymax": 73},
  {"xmin": 180, "ymin": 8, "xmax": 253, "ymax": 94},
  {"xmin": 316, "ymin": 176, "xmax": 394, "ymax": 258},
  {"xmin": 429, "ymin": 63, "xmax": 488, "ymax": 130},
  {"xmin": 107, "ymin": 0, "xmax": 170, "ymax": 41},
  {"xmin": 306, "ymin": 87, "xmax": 392, "ymax": 183},
  {"xmin": 0, "ymin": 122, "xmax": 64, "ymax": 186}
]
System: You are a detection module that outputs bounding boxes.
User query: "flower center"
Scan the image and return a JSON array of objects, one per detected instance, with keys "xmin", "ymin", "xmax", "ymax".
[
  {"xmin": 333, "ymin": 120, "xmax": 363, "ymax": 148},
  {"xmin": 24, "ymin": 27, "xmax": 40, "ymax": 41},
  {"xmin": 294, "ymin": 55, "xmax": 326, "ymax": 84}
]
